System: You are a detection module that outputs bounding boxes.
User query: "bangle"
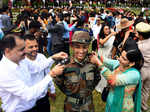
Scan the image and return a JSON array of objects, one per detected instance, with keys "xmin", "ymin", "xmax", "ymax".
[
  {"xmin": 98, "ymin": 64, "xmax": 105, "ymax": 70},
  {"xmin": 100, "ymin": 56, "xmax": 103, "ymax": 63}
]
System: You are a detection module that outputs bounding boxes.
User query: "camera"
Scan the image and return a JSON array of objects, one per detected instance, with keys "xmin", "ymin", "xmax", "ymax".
[{"xmin": 59, "ymin": 58, "xmax": 70, "ymax": 65}]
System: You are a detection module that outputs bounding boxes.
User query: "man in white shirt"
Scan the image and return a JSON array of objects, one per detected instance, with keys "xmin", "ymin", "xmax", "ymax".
[
  {"xmin": 136, "ymin": 22, "xmax": 150, "ymax": 112},
  {"xmin": 22, "ymin": 34, "xmax": 56, "ymax": 112},
  {"xmin": 0, "ymin": 34, "xmax": 67, "ymax": 112},
  {"xmin": 91, "ymin": 17, "xmax": 102, "ymax": 40}
]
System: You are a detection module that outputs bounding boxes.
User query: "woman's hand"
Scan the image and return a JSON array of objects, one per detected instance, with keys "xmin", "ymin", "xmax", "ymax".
[
  {"xmin": 89, "ymin": 51, "xmax": 103, "ymax": 66},
  {"xmin": 110, "ymin": 31, "xmax": 117, "ymax": 37}
]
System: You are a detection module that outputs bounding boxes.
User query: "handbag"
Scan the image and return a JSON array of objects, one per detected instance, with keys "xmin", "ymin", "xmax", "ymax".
[{"xmin": 101, "ymin": 86, "xmax": 110, "ymax": 102}]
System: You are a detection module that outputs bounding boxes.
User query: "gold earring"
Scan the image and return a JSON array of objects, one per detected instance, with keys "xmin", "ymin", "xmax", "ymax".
[{"xmin": 128, "ymin": 65, "xmax": 132, "ymax": 68}]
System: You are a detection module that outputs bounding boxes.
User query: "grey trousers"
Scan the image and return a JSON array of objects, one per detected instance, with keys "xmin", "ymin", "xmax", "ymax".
[{"xmin": 141, "ymin": 67, "xmax": 150, "ymax": 111}]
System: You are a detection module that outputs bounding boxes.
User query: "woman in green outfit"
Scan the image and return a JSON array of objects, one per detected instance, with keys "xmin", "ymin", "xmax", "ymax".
[{"xmin": 90, "ymin": 49, "xmax": 144, "ymax": 112}]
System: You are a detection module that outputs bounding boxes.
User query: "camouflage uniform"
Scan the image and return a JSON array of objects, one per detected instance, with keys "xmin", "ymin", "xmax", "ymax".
[{"xmin": 54, "ymin": 31, "xmax": 101, "ymax": 112}]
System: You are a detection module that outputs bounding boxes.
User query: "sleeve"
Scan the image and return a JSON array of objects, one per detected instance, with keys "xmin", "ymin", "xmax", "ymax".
[
  {"xmin": 89, "ymin": 28, "xmax": 93, "ymax": 37},
  {"xmin": 103, "ymin": 57, "xmax": 119, "ymax": 71},
  {"xmin": 91, "ymin": 25, "xmax": 95, "ymax": 32},
  {"xmin": 113, "ymin": 33, "xmax": 120, "ymax": 48},
  {"xmin": 93, "ymin": 15, "xmax": 98, "ymax": 25},
  {"xmin": 101, "ymin": 67, "xmax": 140, "ymax": 86},
  {"xmin": 63, "ymin": 21, "xmax": 75, "ymax": 31},
  {"xmin": 45, "ymin": 65, "xmax": 55, "ymax": 94},
  {"xmin": 54, "ymin": 75, "xmax": 65, "ymax": 93},
  {"xmin": 47, "ymin": 57, "xmax": 55, "ymax": 68},
  {"xmin": 7, "ymin": 17, "xmax": 11, "ymax": 28},
  {"xmin": 48, "ymin": 80, "xmax": 55, "ymax": 94},
  {"xmin": 115, "ymin": 70, "xmax": 140, "ymax": 86},
  {"xmin": 0, "ymin": 72, "xmax": 53, "ymax": 102},
  {"xmin": 46, "ymin": 23, "xmax": 53, "ymax": 31},
  {"xmin": 47, "ymin": 24, "xmax": 60, "ymax": 33},
  {"xmin": 28, "ymin": 57, "xmax": 55, "ymax": 74}
]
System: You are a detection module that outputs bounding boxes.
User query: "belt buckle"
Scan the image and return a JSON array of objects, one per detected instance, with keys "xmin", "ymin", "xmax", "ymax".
[
  {"xmin": 79, "ymin": 98, "xmax": 83, "ymax": 104},
  {"xmin": 76, "ymin": 98, "xmax": 80, "ymax": 104}
]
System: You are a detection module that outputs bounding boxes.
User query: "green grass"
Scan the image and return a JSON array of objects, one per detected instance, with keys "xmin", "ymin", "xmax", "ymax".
[
  {"xmin": 1, "ymin": 7, "xmax": 150, "ymax": 111},
  {"xmin": 50, "ymin": 84, "xmax": 150, "ymax": 112},
  {"xmin": 50, "ymin": 85, "xmax": 105, "ymax": 112}
]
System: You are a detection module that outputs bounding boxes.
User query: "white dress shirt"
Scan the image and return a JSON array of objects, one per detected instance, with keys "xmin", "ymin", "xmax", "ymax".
[
  {"xmin": 22, "ymin": 53, "xmax": 55, "ymax": 99},
  {"xmin": 0, "ymin": 56, "xmax": 53, "ymax": 112},
  {"xmin": 91, "ymin": 24, "xmax": 102, "ymax": 39}
]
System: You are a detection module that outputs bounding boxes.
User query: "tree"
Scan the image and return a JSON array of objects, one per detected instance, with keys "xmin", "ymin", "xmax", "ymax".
[
  {"xmin": 0, "ymin": 0, "xmax": 2, "ymax": 8},
  {"xmin": 3, "ymin": 0, "xmax": 9, "ymax": 7}
]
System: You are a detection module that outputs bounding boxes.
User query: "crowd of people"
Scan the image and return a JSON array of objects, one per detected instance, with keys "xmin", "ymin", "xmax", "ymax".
[
  {"xmin": 7, "ymin": 0, "xmax": 149, "ymax": 8},
  {"xmin": 0, "ymin": 4, "xmax": 150, "ymax": 112}
]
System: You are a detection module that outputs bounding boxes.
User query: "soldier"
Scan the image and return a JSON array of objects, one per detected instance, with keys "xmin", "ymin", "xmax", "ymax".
[{"xmin": 54, "ymin": 31, "xmax": 101, "ymax": 112}]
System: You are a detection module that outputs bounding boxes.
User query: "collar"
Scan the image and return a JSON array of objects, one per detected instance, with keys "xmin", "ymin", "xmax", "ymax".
[
  {"xmin": 71, "ymin": 56, "xmax": 90, "ymax": 67},
  {"xmin": 25, "ymin": 56, "xmax": 36, "ymax": 62}
]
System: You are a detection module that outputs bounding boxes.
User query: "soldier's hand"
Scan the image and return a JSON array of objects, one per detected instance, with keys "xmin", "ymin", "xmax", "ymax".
[
  {"xmin": 51, "ymin": 52, "xmax": 68, "ymax": 60},
  {"xmin": 49, "ymin": 64, "xmax": 65, "ymax": 77}
]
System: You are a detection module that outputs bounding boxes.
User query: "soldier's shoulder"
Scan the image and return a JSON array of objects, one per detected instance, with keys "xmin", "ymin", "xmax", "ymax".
[{"xmin": 86, "ymin": 63, "xmax": 97, "ymax": 68}]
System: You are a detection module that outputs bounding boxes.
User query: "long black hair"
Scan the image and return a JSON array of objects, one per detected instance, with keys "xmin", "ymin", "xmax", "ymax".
[
  {"xmin": 126, "ymin": 49, "xmax": 144, "ymax": 70},
  {"xmin": 99, "ymin": 24, "xmax": 111, "ymax": 39}
]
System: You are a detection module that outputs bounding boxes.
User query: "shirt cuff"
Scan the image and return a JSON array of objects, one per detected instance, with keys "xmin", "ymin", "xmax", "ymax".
[
  {"xmin": 50, "ymin": 90, "xmax": 55, "ymax": 94},
  {"xmin": 44, "ymin": 74, "xmax": 53, "ymax": 83},
  {"xmin": 100, "ymin": 67, "xmax": 109, "ymax": 75},
  {"xmin": 47, "ymin": 57, "xmax": 55, "ymax": 64}
]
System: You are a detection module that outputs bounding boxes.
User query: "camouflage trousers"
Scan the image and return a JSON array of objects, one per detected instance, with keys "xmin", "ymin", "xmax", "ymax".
[{"xmin": 64, "ymin": 96, "xmax": 95, "ymax": 112}]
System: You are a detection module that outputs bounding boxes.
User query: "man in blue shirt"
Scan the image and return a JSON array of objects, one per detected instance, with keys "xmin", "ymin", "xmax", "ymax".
[
  {"xmin": 0, "ymin": 7, "xmax": 12, "ymax": 32},
  {"xmin": 63, "ymin": 13, "xmax": 77, "ymax": 55}
]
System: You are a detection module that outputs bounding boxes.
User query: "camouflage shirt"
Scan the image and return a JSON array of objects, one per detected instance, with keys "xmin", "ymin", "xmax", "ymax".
[{"xmin": 54, "ymin": 57, "xmax": 101, "ymax": 98}]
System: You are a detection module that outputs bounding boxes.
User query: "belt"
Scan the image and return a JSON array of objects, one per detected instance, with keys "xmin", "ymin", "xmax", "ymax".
[{"xmin": 67, "ymin": 95, "xmax": 92, "ymax": 105}]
